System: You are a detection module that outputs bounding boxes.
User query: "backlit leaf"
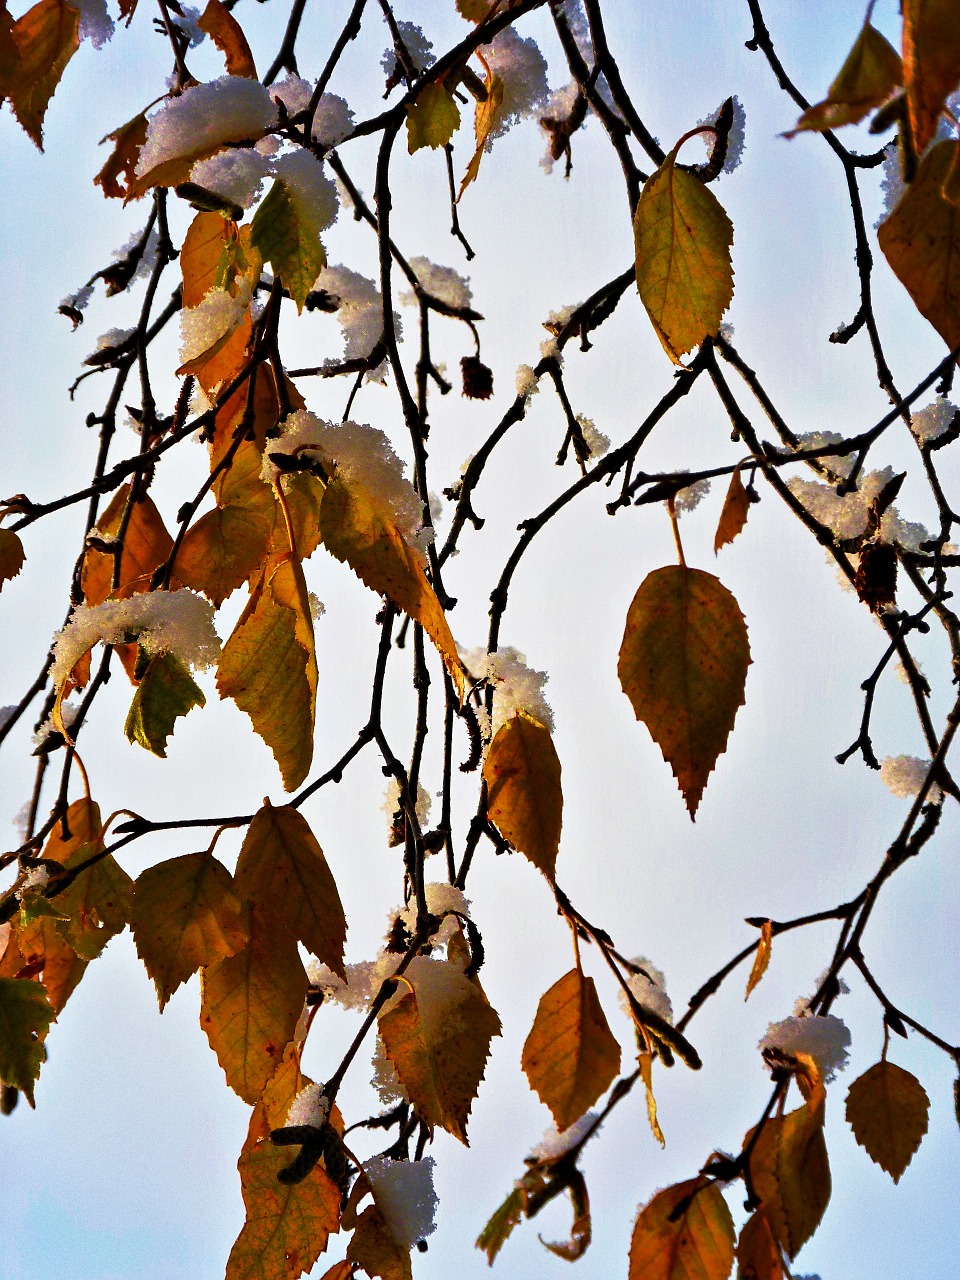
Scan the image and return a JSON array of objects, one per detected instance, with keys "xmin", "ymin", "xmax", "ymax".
[
  {"xmin": 245, "ymin": 1040, "xmax": 309, "ymax": 1151},
  {"xmin": 251, "ymin": 179, "xmax": 327, "ymax": 312},
  {"xmin": 175, "ymin": 503, "xmax": 273, "ymax": 607},
  {"xmin": 94, "ymin": 110, "xmax": 148, "ymax": 199},
  {"xmin": 55, "ymin": 846, "xmax": 133, "ymax": 960},
  {"xmin": 131, "ymin": 851, "xmax": 249, "ymax": 1009},
  {"xmin": 319, "ymin": 475, "xmax": 463, "ymax": 697},
  {"xmin": 736, "ymin": 1210, "xmax": 786, "ymax": 1280},
  {"xmin": 785, "ymin": 22, "xmax": 902, "ymax": 135},
  {"xmin": 459, "ymin": 70, "xmax": 504, "ymax": 196},
  {"xmin": 628, "ymin": 1177, "xmax": 735, "ymax": 1280},
  {"xmin": 715, "ymin": 466, "xmax": 751, "ymax": 553},
  {"xmin": 845, "ymin": 1060, "xmax": 929, "ymax": 1183},
  {"xmin": 6, "ymin": 0, "xmax": 80, "ymax": 149},
  {"xmin": 42, "ymin": 797, "xmax": 102, "ymax": 863},
  {"xmin": 3, "ymin": 914, "xmax": 86, "ymax": 1015},
  {"xmin": 406, "ymin": 80, "xmax": 460, "ymax": 152},
  {"xmin": 81, "ymin": 485, "xmax": 174, "ymax": 606},
  {"xmin": 200, "ymin": 902, "xmax": 308, "ymax": 1103},
  {"xmin": 521, "ymin": 967, "xmax": 620, "ymax": 1131},
  {"xmin": 483, "ymin": 712, "xmax": 562, "ymax": 882},
  {"xmin": 903, "ymin": 0, "xmax": 960, "ymax": 153},
  {"xmin": 633, "ymin": 148, "xmax": 734, "ymax": 362},
  {"xmin": 123, "ymin": 650, "xmax": 206, "ymax": 757},
  {"xmin": 181, "ymin": 211, "xmax": 234, "ymax": 309},
  {"xmin": 378, "ymin": 955, "xmax": 501, "ymax": 1144},
  {"xmin": 745, "ymin": 920, "xmax": 773, "ymax": 1001},
  {"xmin": 0, "ymin": 978, "xmax": 52, "ymax": 1104},
  {"xmin": 619, "ymin": 564, "xmax": 750, "ymax": 818},
  {"xmin": 234, "ymin": 803, "xmax": 346, "ymax": 977},
  {"xmin": 198, "ymin": 0, "xmax": 256, "ymax": 78},
  {"xmin": 476, "ymin": 1187, "xmax": 525, "ymax": 1265},
  {"xmin": 226, "ymin": 1138, "xmax": 340, "ymax": 1280},
  {"xmin": 540, "ymin": 1169, "xmax": 591, "ymax": 1261},
  {"xmin": 879, "ymin": 140, "xmax": 960, "ymax": 351},
  {"xmin": 346, "ymin": 1204, "xmax": 412, "ymax": 1280},
  {"xmin": 0, "ymin": 528, "xmax": 25, "ymax": 587},
  {"xmin": 639, "ymin": 1050, "xmax": 666, "ymax": 1146}
]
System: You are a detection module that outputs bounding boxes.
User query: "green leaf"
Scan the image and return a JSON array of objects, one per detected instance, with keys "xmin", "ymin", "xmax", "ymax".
[
  {"xmin": 633, "ymin": 148, "xmax": 734, "ymax": 362},
  {"xmin": 0, "ymin": 977, "xmax": 53, "ymax": 1105},
  {"xmin": 123, "ymin": 650, "xmax": 206, "ymax": 757},
  {"xmin": 618, "ymin": 564, "xmax": 750, "ymax": 818},
  {"xmin": 0, "ymin": 527, "xmax": 25, "ymax": 588},
  {"xmin": 250, "ymin": 178, "xmax": 327, "ymax": 312},
  {"xmin": 406, "ymin": 80, "xmax": 460, "ymax": 152},
  {"xmin": 476, "ymin": 1188, "xmax": 525, "ymax": 1266},
  {"xmin": 482, "ymin": 712, "xmax": 563, "ymax": 882}
]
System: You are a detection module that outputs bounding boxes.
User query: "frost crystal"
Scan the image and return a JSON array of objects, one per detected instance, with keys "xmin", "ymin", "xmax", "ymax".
[
  {"xmin": 21, "ymin": 865, "xmax": 51, "ymax": 892},
  {"xmin": 382, "ymin": 21, "xmax": 435, "ymax": 79},
  {"xmin": 51, "ymin": 590, "xmax": 220, "ymax": 687},
  {"xmin": 759, "ymin": 1013, "xmax": 851, "ymax": 1082},
  {"xmin": 399, "ymin": 883, "xmax": 470, "ymax": 943},
  {"xmin": 273, "ymin": 150, "xmax": 339, "ymax": 230},
  {"xmin": 516, "ymin": 364, "xmax": 540, "ymax": 400},
  {"xmin": 74, "ymin": 0, "xmax": 114, "ymax": 48},
  {"xmin": 308, "ymin": 953, "xmax": 399, "ymax": 1012},
  {"xmin": 364, "ymin": 1157, "xmax": 438, "ymax": 1248},
  {"xmin": 787, "ymin": 466, "xmax": 928, "ymax": 548},
  {"xmin": 674, "ymin": 477, "xmax": 711, "ymax": 514},
  {"xmin": 698, "ymin": 95, "xmax": 746, "ymax": 174},
  {"xmin": 794, "ymin": 430, "xmax": 855, "ymax": 480},
  {"xmin": 576, "ymin": 415, "xmax": 610, "ymax": 459},
  {"xmin": 190, "ymin": 148, "xmax": 270, "ymax": 210},
  {"xmin": 880, "ymin": 755, "xmax": 941, "ymax": 802},
  {"xmin": 95, "ymin": 327, "xmax": 134, "ymax": 352},
  {"xmin": 480, "ymin": 26, "xmax": 550, "ymax": 143},
  {"xmin": 617, "ymin": 956, "xmax": 673, "ymax": 1024},
  {"xmin": 286, "ymin": 1083, "xmax": 329, "ymax": 1128},
  {"xmin": 61, "ymin": 284, "xmax": 94, "ymax": 315},
  {"xmin": 382, "ymin": 777, "xmax": 432, "ymax": 829},
  {"xmin": 399, "ymin": 256, "xmax": 472, "ymax": 311},
  {"xmin": 911, "ymin": 396, "xmax": 958, "ymax": 443},
  {"xmin": 460, "ymin": 646, "xmax": 554, "ymax": 738},
  {"xmin": 180, "ymin": 284, "xmax": 249, "ymax": 366},
  {"xmin": 137, "ymin": 78, "xmax": 279, "ymax": 177},
  {"xmin": 530, "ymin": 1111, "xmax": 598, "ymax": 1161}
]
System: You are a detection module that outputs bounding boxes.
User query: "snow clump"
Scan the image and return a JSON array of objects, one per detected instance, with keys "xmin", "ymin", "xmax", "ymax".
[
  {"xmin": 516, "ymin": 364, "xmax": 540, "ymax": 400},
  {"xmin": 273, "ymin": 149, "xmax": 339, "ymax": 229},
  {"xmin": 269, "ymin": 76, "xmax": 355, "ymax": 148},
  {"xmin": 190, "ymin": 149, "xmax": 271, "ymax": 210},
  {"xmin": 382, "ymin": 776, "xmax": 432, "ymax": 832},
  {"xmin": 618, "ymin": 956, "xmax": 673, "ymax": 1024},
  {"xmin": 576, "ymin": 414, "xmax": 610, "ymax": 459},
  {"xmin": 180, "ymin": 282, "xmax": 251, "ymax": 366},
  {"xmin": 479, "ymin": 26, "xmax": 549, "ymax": 143},
  {"xmin": 399, "ymin": 257, "xmax": 472, "ymax": 311},
  {"xmin": 674, "ymin": 476, "xmax": 711, "ymax": 515},
  {"xmin": 911, "ymin": 396, "xmax": 958, "ymax": 444},
  {"xmin": 364, "ymin": 1156, "xmax": 438, "ymax": 1247},
  {"xmin": 793, "ymin": 430, "xmax": 855, "ymax": 480},
  {"xmin": 286, "ymin": 1083, "xmax": 329, "ymax": 1128},
  {"xmin": 530, "ymin": 1111, "xmax": 599, "ymax": 1161},
  {"xmin": 759, "ymin": 1013, "xmax": 851, "ymax": 1082},
  {"xmin": 312, "ymin": 265, "xmax": 398, "ymax": 380},
  {"xmin": 788, "ymin": 466, "xmax": 930, "ymax": 550},
  {"xmin": 460, "ymin": 646, "xmax": 554, "ymax": 738},
  {"xmin": 136, "ymin": 78, "xmax": 279, "ymax": 177},
  {"xmin": 698, "ymin": 95, "xmax": 746, "ymax": 174},
  {"xmin": 880, "ymin": 755, "xmax": 941, "ymax": 802},
  {"xmin": 399, "ymin": 882, "xmax": 470, "ymax": 943},
  {"xmin": 382, "ymin": 21, "xmax": 435, "ymax": 80},
  {"xmin": 74, "ymin": 0, "xmax": 114, "ymax": 48}
]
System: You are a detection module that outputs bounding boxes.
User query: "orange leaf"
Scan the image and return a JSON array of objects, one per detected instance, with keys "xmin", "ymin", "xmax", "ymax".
[
  {"xmin": 81, "ymin": 485, "xmax": 174, "ymax": 606},
  {"xmin": 483, "ymin": 711, "xmax": 562, "ymax": 881},
  {"xmin": 845, "ymin": 1060, "xmax": 930, "ymax": 1183},
  {"xmin": 200, "ymin": 902, "xmax": 308, "ymax": 1103},
  {"xmin": 94, "ymin": 111, "xmax": 148, "ymax": 199},
  {"xmin": 12, "ymin": 914, "xmax": 87, "ymax": 1015},
  {"xmin": 234, "ymin": 803, "xmax": 346, "ymax": 977},
  {"xmin": 346, "ymin": 1204, "xmax": 412, "ymax": 1280},
  {"xmin": 7, "ymin": 0, "xmax": 79, "ymax": 149},
  {"xmin": 903, "ymin": 0, "xmax": 960, "ymax": 153},
  {"xmin": 42, "ymin": 797, "xmax": 102, "ymax": 863},
  {"xmin": 785, "ymin": 21, "xmax": 902, "ymax": 136},
  {"xmin": 198, "ymin": 0, "xmax": 256, "ymax": 78},
  {"xmin": 0, "ymin": 527, "xmax": 25, "ymax": 587},
  {"xmin": 628, "ymin": 1178, "xmax": 735, "ymax": 1280},
  {"xmin": 715, "ymin": 466, "xmax": 751, "ymax": 553},
  {"xmin": 54, "ymin": 845, "xmax": 134, "ymax": 960},
  {"xmin": 175, "ymin": 503, "xmax": 273, "ymax": 607},
  {"xmin": 879, "ymin": 139, "xmax": 960, "ymax": 351},
  {"xmin": 746, "ymin": 1086, "xmax": 830, "ymax": 1260},
  {"xmin": 521, "ymin": 968, "xmax": 621, "ymax": 1131},
  {"xmin": 736, "ymin": 1209, "xmax": 787, "ymax": 1280},
  {"xmin": 181, "ymin": 211, "xmax": 234, "ymax": 308},
  {"xmin": 638, "ymin": 1050, "xmax": 665, "ymax": 1146},
  {"xmin": 618, "ymin": 564, "xmax": 750, "ymax": 818},
  {"xmin": 745, "ymin": 920, "xmax": 773, "ymax": 1001},
  {"xmin": 459, "ymin": 69, "xmax": 504, "ymax": 197}
]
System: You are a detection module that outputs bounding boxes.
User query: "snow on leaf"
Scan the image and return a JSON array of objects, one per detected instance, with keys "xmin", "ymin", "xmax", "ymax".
[
  {"xmin": 633, "ymin": 147, "xmax": 734, "ymax": 362},
  {"xmin": 482, "ymin": 711, "xmax": 562, "ymax": 881},
  {"xmin": 903, "ymin": 0, "xmax": 960, "ymax": 153},
  {"xmin": 745, "ymin": 920, "xmax": 773, "ymax": 1001},
  {"xmin": 346, "ymin": 1204, "xmax": 412, "ymax": 1280},
  {"xmin": 378, "ymin": 956, "xmax": 501, "ymax": 1144},
  {"xmin": 5, "ymin": 0, "xmax": 80, "ymax": 150},
  {"xmin": 521, "ymin": 967, "xmax": 621, "ymax": 1131},
  {"xmin": 715, "ymin": 466, "xmax": 751, "ymax": 553},
  {"xmin": 198, "ymin": 0, "xmax": 256, "ymax": 79},
  {"xmin": 0, "ymin": 978, "xmax": 53, "ymax": 1105},
  {"xmin": 628, "ymin": 1178, "xmax": 735, "ymax": 1280},
  {"xmin": 845, "ymin": 1060, "xmax": 929, "ymax": 1183},
  {"xmin": 234, "ymin": 803, "xmax": 346, "ymax": 978},
  {"xmin": 0, "ymin": 528, "xmax": 25, "ymax": 588},
  {"xmin": 81, "ymin": 485, "xmax": 174, "ymax": 606},
  {"xmin": 123, "ymin": 649, "xmax": 206, "ymax": 757},
  {"xmin": 251, "ymin": 177, "xmax": 327, "ymax": 312},
  {"xmin": 618, "ymin": 565, "xmax": 750, "ymax": 818},
  {"xmin": 879, "ymin": 140, "xmax": 960, "ymax": 352},
  {"xmin": 131, "ymin": 851, "xmax": 249, "ymax": 1010},
  {"xmin": 406, "ymin": 80, "xmax": 460, "ymax": 152},
  {"xmin": 226, "ymin": 1138, "xmax": 340, "ymax": 1280},
  {"xmin": 785, "ymin": 21, "xmax": 902, "ymax": 136},
  {"xmin": 736, "ymin": 1209, "xmax": 787, "ymax": 1280},
  {"xmin": 200, "ymin": 902, "xmax": 308, "ymax": 1104}
]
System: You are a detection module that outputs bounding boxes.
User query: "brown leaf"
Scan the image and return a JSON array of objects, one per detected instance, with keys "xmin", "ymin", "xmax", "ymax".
[
  {"xmin": 131, "ymin": 851, "xmax": 249, "ymax": 1010},
  {"xmin": 6, "ymin": 0, "xmax": 79, "ymax": 149},
  {"xmin": 715, "ymin": 466, "xmax": 751, "ymax": 553},
  {"xmin": 226, "ymin": 1138, "xmax": 340, "ymax": 1280},
  {"xmin": 785, "ymin": 22, "xmax": 902, "ymax": 136},
  {"xmin": 903, "ymin": 0, "xmax": 960, "ymax": 153},
  {"xmin": 95, "ymin": 111, "xmax": 148, "ymax": 200},
  {"xmin": 234, "ymin": 803, "xmax": 346, "ymax": 977},
  {"xmin": 346, "ymin": 1204, "xmax": 412, "ymax": 1280},
  {"xmin": 521, "ymin": 968, "xmax": 620, "ymax": 1131},
  {"xmin": 0, "ymin": 527, "xmax": 25, "ymax": 587},
  {"xmin": 378, "ymin": 955, "xmax": 501, "ymax": 1144},
  {"xmin": 540, "ymin": 1169, "xmax": 591, "ymax": 1261},
  {"xmin": 879, "ymin": 139, "xmax": 960, "ymax": 351},
  {"xmin": 845, "ymin": 1059, "xmax": 930, "ymax": 1183},
  {"xmin": 618, "ymin": 564, "xmax": 751, "ymax": 818},
  {"xmin": 200, "ymin": 902, "xmax": 308, "ymax": 1103},
  {"xmin": 745, "ymin": 920, "xmax": 773, "ymax": 1001},
  {"xmin": 628, "ymin": 1178, "xmax": 735, "ymax": 1280},
  {"xmin": 638, "ymin": 1050, "xmax": 665, "ymax": 1146},
  {"xmin": 81, "ymin": 485, "xmax": 174, "ymax": 606},
  {"xmin": 736, "ymin": 1209, "xmax": 786, "ymax": 1280},
  {"xmin": 198, "ymin": 0, "xmax": 257, "ymax": 78},
  {"xmin": 483, "ymin": 712, "xmax": 562, "ymax": 881}
]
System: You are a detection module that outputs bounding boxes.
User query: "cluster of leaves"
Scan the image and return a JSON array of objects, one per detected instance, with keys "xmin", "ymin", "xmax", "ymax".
[{"xmin": 1, "ymin": 0, "xmax": 960, "ymax": 1277}]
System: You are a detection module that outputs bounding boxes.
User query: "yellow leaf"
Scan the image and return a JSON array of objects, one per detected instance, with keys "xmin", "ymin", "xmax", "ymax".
[
  {"xmin": 482, "ymin": 711, "xmax": 562, "ymax": 881},
  {"xmin": 217, "ymin": 554, "xmax": 317, "ymax": 792},
  {"xmin": 785, "ymin": 22, "xmax": 902, "ymax": 135},
  {"xmin": 226, "ymin": 1138, "xmax": 340, "ymax": 1280},
  {"xmin": 175, "ymin": 503, "xmax": 273, "ymax": 607},
  {"xmin": 459, "ymin": 70, "xmax": 504, "ymax": 196},
  {"xmin": 628, "ymin": 1178, "xmax": 735, "ymax": 1280},
  {"xmin": 520, "ymin": 967, "xmax": 620, "ymax": 1131},
  {"xmin": 181, "ymin": 211, "xmax": 235, "ymax": 309},
  {"xmin": 55, "ymin": 846, "xmax": 134, "ymax": 960},
  {"xmin": 618, "ymin": 564, "xmax": 750, "ymax": 818},
  {"xmin": 406, "ymin": 80, "xmax": 460, "ymax": 153},
  {"xmin": 245, "ymin": 1040, "xmax": 309, "ymax": 1151},
  {"xmin": 81, "ymin": 485, "xmax": 173, "ymax": 606},
  {"xmin": 844, "ymin": 1060, "xmax": 930, "ymax": 1183},
  {"xmin": 0, "ymin": 528, "xmax": 25, "ymax": 588},
  {"xmin": 638, "ymin": 1050, "xmax": 665, "ymax": 1147},
  {"xmin": 42, "ymin": 797, "xmax": 102, "ymax": 863},
  {"xmin": 131, "ymin": 851, "xmax": 249, "ymax": 1010},
  {"xmin": 6, "ymin": 0, "xmax": 79, "ymax": 150},
  {"xmin": 378, "ymin": 955, "xmax": 501, "ymax": 1144},
  {"xmin": 735, "ymin": 1209, "xmax": 787, "ymax": 1280},
  {"xmin": 746, "ymin": 1087, "xmax": 830, "ymax": 1260},
  {"xmin": 347, "ymin": 1204, "xmax": 412, "ymax": 1280},
  {"xmin": 251, "ymin": 179, "xmax": 327, "ymax": 312},
  {"xmin": 879, "ymin": 139, "xmax": 960, "ymax": 351},
  {"xmin": 633, "ymin": 149, "xmax": 734, "ymax": 362},
  {"xmin": 94, "ymin": 110, "xmax": 148, "ymax": 200},
  {"xmin": 200, "ymin": 902, "xmax": 308, "ymax": 1104},
  {"xmin": 745, "ymin": 920, "xmax": 773, "ymax": 1001},
  {"xmin": 319, "ymin": 475, "xmax": 463, "ymax": 697},
  {"xmin": 198, "ymin": 0, "xmax": 257, "ymax": 78},
  {"xmin": 0, "ymin": 978, "xmax": 53, "ymax": 1105},
  {"xmin": 123, "ymin": 650, "xmax": 206, "ymax": 757},
  {"xmin": 234, "ymin": 804, "xmax": 346, "ymax": 977},
  {"xmin": 715, "ymin": 466, "xmax": 751, "ymax": 554},
  {"xmin": 903, "ymin": 0, "xmax": 960, "ymax": 153}
]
